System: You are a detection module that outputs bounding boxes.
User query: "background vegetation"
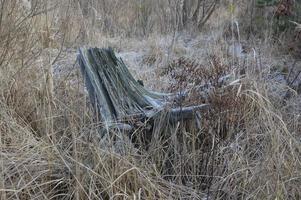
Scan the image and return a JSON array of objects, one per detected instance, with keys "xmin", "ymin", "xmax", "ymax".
[{"xmin": 0, "ymin": 0, "xmax": 300, "ymax": 199}]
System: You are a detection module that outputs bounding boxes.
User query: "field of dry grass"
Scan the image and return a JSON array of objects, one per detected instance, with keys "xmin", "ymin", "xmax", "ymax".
[{"xmin": 0, "ymin": 0, "xmax": 301, "ymax": 199}]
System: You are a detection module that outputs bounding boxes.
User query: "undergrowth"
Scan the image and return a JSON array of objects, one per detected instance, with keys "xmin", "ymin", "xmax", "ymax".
[{"xmin": 0, "ymin": 0, "xmax": 301, "ymax": 199}]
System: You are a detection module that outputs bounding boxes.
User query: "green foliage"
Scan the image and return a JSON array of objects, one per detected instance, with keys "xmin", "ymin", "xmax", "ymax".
[
  {"xmin": 251, "ymin": 0, "xmax": 301, "ymax": 37},
  {"xmin": 274, "ymin": 2, "xmax": 301, "ymax": 34},
  {"xmin": 256, "ymin": 0, "xmax": 278, "ymax": 7}
]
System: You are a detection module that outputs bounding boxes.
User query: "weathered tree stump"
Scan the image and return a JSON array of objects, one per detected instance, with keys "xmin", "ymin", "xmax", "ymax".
[{"xmin": 77, "ymin": 47, "xmax": 209, "ymax": 130}]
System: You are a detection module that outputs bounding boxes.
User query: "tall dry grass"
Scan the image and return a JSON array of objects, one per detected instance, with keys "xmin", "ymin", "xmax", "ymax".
[{"xmin": 0, "ymin": 0, "xmax": 301, "ymax": 199}]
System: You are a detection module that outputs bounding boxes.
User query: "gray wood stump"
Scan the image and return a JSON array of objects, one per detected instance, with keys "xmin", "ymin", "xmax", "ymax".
[{"xmin": 77, "ymin": 47, "xmax": 209, "ymax": 130}]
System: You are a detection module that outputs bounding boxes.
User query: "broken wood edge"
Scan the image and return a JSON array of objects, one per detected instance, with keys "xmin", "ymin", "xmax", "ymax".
[
  {"xmin": 104, "ymin": 104, "xmax": 210, "ymax": 133},
  {"xmin": 168, "ymin": 104, "xmax": 210, "ymax": 122}
]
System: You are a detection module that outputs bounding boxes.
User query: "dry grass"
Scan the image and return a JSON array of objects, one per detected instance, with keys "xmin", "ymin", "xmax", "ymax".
[{"xmin": 0, "ymin": 0, "xmax": 301, "ymax": 199}]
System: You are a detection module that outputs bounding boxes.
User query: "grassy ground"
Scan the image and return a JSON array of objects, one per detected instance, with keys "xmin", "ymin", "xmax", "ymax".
[{"xmin": 0, "ymin": 0, "xmax": 300, "ymax": 199}]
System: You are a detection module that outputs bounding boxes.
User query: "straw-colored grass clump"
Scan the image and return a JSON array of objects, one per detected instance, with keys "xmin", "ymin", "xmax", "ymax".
[{"xmin": 0, "ymin": 0, "xmax": 300, "ymax": 199}]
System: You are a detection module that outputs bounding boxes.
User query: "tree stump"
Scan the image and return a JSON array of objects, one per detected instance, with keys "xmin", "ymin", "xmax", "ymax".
[{"xmin": 77, "ymin": 47, "xmax": 209, "ymax": 130}]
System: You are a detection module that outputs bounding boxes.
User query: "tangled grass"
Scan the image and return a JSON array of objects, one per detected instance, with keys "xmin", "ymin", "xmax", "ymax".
[{"xmin": 0, "ymin": 0, "xmax": 301, "ymax": 199}]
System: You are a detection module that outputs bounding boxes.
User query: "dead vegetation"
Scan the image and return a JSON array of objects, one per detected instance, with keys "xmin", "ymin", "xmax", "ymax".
[{"xmin": 0, "ymin": 0, "xmax": 301, "ymax": 199}]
